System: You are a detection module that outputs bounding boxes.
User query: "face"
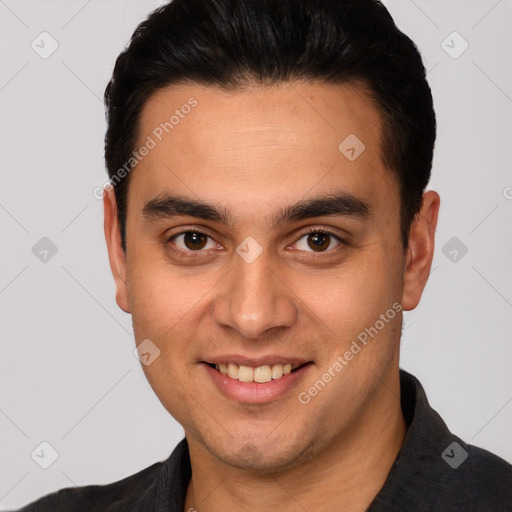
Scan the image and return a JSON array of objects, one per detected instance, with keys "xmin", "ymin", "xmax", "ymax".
[{"xmin": 104, "ymin": 81, "xmax": 438, "ymax": 471}]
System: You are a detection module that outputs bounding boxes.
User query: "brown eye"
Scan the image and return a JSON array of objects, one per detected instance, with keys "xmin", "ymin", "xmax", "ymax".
[
  {"xmin": 183, "ymin": 232, "xmax": 208, "ymax": 250},
  {"xmin": 294, "ymin": 230, "xmax": 342, "ymax": 253},
  {"xmin": 307, "ymin": 232, "xmax": 331, "ymax": 252},
  {"xmin": 170, "ymin": 231, "xmax": 217, "ymax": 251}
]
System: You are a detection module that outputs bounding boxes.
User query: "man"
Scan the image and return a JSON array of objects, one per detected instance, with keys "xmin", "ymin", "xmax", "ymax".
[{"xmin": 18, "ymin": 0, "xmax": 512, "ymax": 510}]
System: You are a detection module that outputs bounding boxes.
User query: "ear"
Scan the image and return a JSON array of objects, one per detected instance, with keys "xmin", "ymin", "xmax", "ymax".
[
  {"xmin": 402, "ymin": 190, "xmax": 440, "ymax": 311},
  {"xmin": 103, "ymin": 186, "xmax": 131, "ymax": 313}
]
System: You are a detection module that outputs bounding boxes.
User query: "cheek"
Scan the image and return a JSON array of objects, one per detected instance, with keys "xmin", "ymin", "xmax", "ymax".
[
  {"xmin": 291, "ymin": 250, "xmax": 402, "ymax": 359},
  {"xmin": 127, "ymin": 264, "xmax": 206, "ymax": 425},
  {"xmin": 311, "ymin": 258, "xmax": 398, "ymax": 321},
  {"xmin": 127, "ymin": 256, "xmax": 209, "ymax": 340}
]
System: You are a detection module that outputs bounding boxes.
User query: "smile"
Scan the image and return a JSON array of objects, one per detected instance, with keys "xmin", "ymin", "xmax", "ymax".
[
  {"xmin": 202, "ymin": 359, "xmax": 314, "ymax": 403},
  {"xmin": 209, "ymin": 362, "xmax": 303, "ymax": 383}
]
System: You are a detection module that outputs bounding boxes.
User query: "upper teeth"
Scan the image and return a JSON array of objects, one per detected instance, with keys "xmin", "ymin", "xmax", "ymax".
[{"xmin": 216, "ymin": 363, "xmax": 298, "ymax": 383}]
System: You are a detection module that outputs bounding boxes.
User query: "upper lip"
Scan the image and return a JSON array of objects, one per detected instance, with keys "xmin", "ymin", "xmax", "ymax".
[{"xmin": 202, "ymin": 355, "xmax": 312, "ymax": 367}]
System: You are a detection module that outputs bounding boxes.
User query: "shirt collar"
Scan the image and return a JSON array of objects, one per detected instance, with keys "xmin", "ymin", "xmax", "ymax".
[{"xmin": 368, "ymin": 369, "xmax": 463, "ymax": 510}]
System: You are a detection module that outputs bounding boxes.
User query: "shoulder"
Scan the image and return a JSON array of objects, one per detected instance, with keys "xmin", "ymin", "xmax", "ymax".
[
  {"xmin": 466, "ymin": 441, "xmax": 512, "ymax": 478},
  {"xmin": 391, "ymin": 370, "xmax": 512, "ymax": 511},
  {"xmin": 16, "ymin": 460, "xmax": 163, "ymax": 512},
  {"xmin": 439, "ymin": 440, "xmax": 512, "ymax": 509}
]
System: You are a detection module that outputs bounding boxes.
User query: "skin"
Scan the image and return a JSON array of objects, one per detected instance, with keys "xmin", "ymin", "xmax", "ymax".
[{"xmin": 104, "ymin": 81, "xmax": 440, "ymax": 511}]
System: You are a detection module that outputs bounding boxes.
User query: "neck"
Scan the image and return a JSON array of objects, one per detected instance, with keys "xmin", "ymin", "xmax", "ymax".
[{"xmin": 184, "ymin": 371, "xmax": 406, "ymax": 512}]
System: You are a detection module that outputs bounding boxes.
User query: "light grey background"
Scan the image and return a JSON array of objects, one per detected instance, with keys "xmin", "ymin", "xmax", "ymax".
[{"xmin": 1, "ymin": 0, "xmax": 511, "ymax": 509}]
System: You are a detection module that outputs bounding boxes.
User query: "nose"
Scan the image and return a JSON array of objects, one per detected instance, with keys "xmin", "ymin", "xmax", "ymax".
[{"xmin": 212, "ymin": 249, "xmax": 298, "ymax": 339}]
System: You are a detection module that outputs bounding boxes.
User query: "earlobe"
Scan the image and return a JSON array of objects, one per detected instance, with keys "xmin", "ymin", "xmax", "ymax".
[
  {"xmin": 103, "ymin": 186, "xmax": 131, "ymax": 313},
  {"xmin": 401, "ymin": 190, "xmax": 440, "ymax": 311}
]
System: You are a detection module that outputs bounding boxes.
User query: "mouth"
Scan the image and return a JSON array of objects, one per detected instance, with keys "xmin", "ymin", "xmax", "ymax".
[
  {"xmin": 204, "ymin": 361, "xmax": 311, "ymax": 383},
  {"xmin": 201, "ymin": 358, "xmax": 314, "ymax": 404}
]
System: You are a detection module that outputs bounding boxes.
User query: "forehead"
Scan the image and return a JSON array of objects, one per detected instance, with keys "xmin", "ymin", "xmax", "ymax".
[{"xmin": 130, "ymin": 81, "xmax": 398, "ymax": 225}]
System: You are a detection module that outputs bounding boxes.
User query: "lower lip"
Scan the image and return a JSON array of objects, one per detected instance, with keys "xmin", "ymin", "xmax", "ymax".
[{"xmin": 202, "ymin": 363, "xmax": 313, "ymax": 404}]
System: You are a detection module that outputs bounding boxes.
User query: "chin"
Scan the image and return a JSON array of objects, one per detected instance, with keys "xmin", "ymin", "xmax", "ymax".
[{"xmin": 204, "ymin": 431, "xmax": 314, "ymax": 473}]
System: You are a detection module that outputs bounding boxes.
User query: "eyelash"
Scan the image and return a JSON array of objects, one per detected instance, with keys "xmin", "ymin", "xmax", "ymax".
[{"xmin": 165, "ymin": 227, "xmax": 346, "ymax": 258}]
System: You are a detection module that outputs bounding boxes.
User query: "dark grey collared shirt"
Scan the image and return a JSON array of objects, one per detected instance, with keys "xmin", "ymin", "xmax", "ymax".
[{"xmin": 16, "ymin": 370, "xmax": 512, "ymax": 511}]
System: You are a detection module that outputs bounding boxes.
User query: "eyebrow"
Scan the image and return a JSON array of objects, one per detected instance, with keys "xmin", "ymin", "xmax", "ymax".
[{"xmin": 142, "ymin": 191, "xmax": 372, "ymax": 227}]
